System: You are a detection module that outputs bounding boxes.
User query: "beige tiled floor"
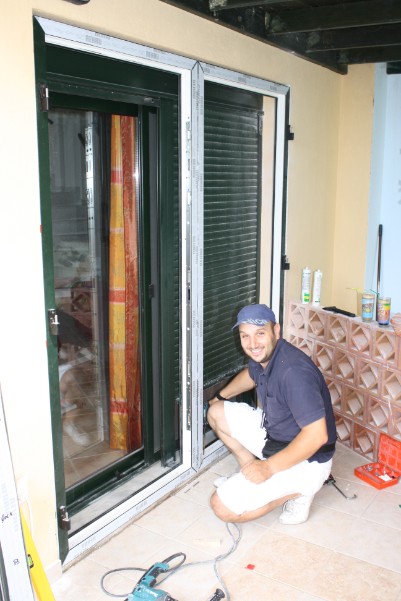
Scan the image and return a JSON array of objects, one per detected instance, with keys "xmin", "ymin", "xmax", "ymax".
[{"xmin": 52, "ymin": 443, "xmax": 401, "ymax": 601}]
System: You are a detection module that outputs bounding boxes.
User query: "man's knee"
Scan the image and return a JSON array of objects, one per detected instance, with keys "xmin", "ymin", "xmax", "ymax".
[
  {"xmin": 207, "ymin": 400, "xmax": 224, "ymax": 429},
  {"xmin": 210, "ymin": 491, "xmax": 239, "ymax": 523}
]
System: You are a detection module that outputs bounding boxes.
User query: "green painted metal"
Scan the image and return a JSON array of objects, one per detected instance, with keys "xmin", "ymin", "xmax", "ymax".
[
  {"xmin": 159, "ymin": 97, "xmax": 180, "ymax": 466},
  {"xmin": 33, "ymin": 18, "xmax": 69, "ymax": 562},
  {"xmin": 46, "ymin": 45, "xmax": 178, "ymax": 98}
]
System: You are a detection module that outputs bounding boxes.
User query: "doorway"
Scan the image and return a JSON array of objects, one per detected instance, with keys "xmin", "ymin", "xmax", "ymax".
[
  {"xmin": 36, "ymin": 38, "xmax": 182, "ymax": 555},
  {"xmin": 48, "ymin": 99, "xmax": 181, "ymax": 521},
  {"xmin": 35, "ymin": 16, "xmax": 289, "ymax": 563}
]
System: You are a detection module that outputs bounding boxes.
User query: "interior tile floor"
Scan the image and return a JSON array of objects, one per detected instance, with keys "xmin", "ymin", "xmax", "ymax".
[{"xmin": 52, "ymin": 443, "xmax": 401, "ymax": 601}]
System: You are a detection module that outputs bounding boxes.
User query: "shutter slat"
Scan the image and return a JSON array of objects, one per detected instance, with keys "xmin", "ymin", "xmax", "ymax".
[{"xmin": 203, "ymin": 88, "xmax": 261, "ymax": 388}]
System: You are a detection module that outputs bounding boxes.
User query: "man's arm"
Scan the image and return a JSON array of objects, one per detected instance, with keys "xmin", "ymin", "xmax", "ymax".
[
  {"xmin": 209, "ymin": 367, "xmax": 255, "ymax": 405},
  {"xmin": 241, "ymin": 416, "xmax": 328, "ymax": 484}
]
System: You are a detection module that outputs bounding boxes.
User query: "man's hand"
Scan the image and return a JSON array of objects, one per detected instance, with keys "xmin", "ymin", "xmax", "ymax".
[
  {"xmin": 241, "ymin": 459, "xmax": 275, "ymax": 484},
  {"xmin": 209, "ymin": 369, "xmax": 256, "ymax": 407}
]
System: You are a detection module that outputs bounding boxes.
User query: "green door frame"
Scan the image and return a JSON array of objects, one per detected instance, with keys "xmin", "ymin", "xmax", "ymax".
[
  {"xmin": 34, "ymin": 19, "xmax": 69, "ymax": 560},
  {"xmin": 34, "ymin": 20, "xmax": 180, "ymax": 561}
]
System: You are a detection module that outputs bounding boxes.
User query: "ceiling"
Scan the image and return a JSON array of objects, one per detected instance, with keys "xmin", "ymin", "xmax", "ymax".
[{"xmin": 160, "ymin": 0, "xmax": 401, "ymax": 75}]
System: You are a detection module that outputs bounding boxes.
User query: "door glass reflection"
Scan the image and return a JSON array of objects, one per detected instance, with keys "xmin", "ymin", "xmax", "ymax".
[{"xmin": 48, "ymin": 109, "xmax": 142, "ymax": 489}]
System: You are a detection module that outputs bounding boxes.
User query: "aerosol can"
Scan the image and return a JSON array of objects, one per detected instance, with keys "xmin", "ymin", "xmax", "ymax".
[
  {"xmin": 301, "ymin": 267, "xmax": 311, "ymax": 304},
  {"xmin": 312, "ymin": 269, "xmax": 323, "ymax": 305}
]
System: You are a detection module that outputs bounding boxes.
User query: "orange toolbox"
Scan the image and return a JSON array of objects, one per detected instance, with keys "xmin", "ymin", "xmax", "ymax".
[{"xmin": 354, "ymin": 433, "xmax": 401, "ymax": 489}]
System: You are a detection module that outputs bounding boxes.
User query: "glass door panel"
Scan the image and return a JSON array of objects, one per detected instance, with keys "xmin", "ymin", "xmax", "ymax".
[{"xmin": 49, "ymin": 108, "xmax": 142, "ymax": 490}]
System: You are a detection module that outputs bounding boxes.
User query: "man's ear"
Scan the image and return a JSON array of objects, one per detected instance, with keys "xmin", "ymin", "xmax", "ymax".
[{"xmin": 273, "ymin": 322, "xmax": 281, "ymax": 340}]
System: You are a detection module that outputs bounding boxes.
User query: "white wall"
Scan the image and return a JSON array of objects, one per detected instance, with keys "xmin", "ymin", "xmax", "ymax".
[{"xmin": 366, "ymin": 65, "xmax": 401, "ymax": 314}]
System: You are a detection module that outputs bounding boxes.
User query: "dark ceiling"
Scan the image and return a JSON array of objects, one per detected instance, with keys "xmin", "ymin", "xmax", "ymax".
[{"xmin": 160, "ymin": 0, "xmax": 401, "ymax": 75}]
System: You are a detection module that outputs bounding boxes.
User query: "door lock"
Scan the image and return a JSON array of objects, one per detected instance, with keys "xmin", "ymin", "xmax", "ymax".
[
  {"xmin": 58, "ymin": 506, "xmax": 71, "ymax": 531},
  {"xmin": 47, "ymin": 309, "xmax": 60, "ymax": 336}
]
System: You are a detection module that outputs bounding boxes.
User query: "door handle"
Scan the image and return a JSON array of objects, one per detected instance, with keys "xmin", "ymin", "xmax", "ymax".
[{"xmin": 47, "ymin": 309, "xmax": 60, "ymax": 336}]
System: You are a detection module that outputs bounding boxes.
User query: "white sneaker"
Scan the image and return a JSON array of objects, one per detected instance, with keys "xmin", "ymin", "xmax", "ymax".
[
  {"xmin": 279, "ymin": 494, "xmax": 314, "ymax": 525},
  {"xmin": 213, "ymin": 476, "xmax": 229, "ymax": 488}
]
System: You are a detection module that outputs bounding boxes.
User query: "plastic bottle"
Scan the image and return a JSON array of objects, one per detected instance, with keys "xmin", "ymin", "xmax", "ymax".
[
  {"xmin": 312, "ymin": 269, "xmax": 323, "ymax": 305},
  {"xmin": 301, "ymin": 267, "xmax": 311, "ymax": 304}
]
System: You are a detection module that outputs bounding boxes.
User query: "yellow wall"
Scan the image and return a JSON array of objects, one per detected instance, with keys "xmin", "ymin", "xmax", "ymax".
[
  {"xmin": 332, "ymin": 64, "xmax": 375, "ymax": 313},
  {"xmin": 0, "ymin": 0, "xmax": 374, "ymax": 572}
]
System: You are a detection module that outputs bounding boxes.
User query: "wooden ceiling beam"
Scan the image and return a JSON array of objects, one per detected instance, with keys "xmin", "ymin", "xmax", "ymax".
[
  {"xmin": 267, "ymin": 1, "xmax": 401, "ymax": 34},
  {"xmin": 387, "ymin": 61, "xmax": 401, "ymax": 74},
  {"xmin": 161, "ymin": 0, "xmax": 400, "ymax": 72},
  {"xmin": 306, "ymin": 24, "xmax": 401, "ymax": 53},
  {"xmin": 209, "ymin": 0, "xmax": 297, "ymax": 10},
  {"xmin": 308, "ymin": 45, "xmax": 401, "ymax": 66}
]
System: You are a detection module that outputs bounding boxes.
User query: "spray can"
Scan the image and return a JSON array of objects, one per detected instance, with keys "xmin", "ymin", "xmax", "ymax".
[
  {"xmin": 312, "ymin": 269, "xmax": 323, "ymax": 305},
  {"xmin": 301, "ymin": 267, "xmax": 311, "ymax": 304}
]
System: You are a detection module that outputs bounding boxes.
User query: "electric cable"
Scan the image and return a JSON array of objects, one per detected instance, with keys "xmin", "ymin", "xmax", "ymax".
[
  {"xmin": 100, "ymin": 523, "xmax": 242, "ymax": 600},
  {"xmin": 159, "ymin": 522, "xmax": 242, "ymax": 601},
  {"xmin": 101, "ymin": 567, "xmax": 145, "ymax": 597},
  {"xmin": 101, "ymin": 552, "xmax": 186, "ymax": 597}
]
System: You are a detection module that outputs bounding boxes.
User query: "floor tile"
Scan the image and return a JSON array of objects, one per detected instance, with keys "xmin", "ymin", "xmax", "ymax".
[
  {"xmin": 272, "ymin": 503, "xmax": 358, "ymax": 550},
  {"xmin": 315, "ymin": 474, "xmax": 378, "ymax": 515},
  {"xmin": 297, "ymin": 593, "xmax": 327, "ymax": 601},
  {"xmin": 334, "ymin": 517, "xmax": 401, "ymax": 573},
  {"xmin": 207, "ymin": 453, "xmax": 239, "ymax": 477},
  {"xmin": 51, "ymin": 445, "xmax": 401, "ymax": 601},
  {"xmin": 52, "ymin": 556, "xmax": 126, "ymax": 601},
  {"xmin": 134, "ymin": 495, "xmax": 210, "ymax": 538},
  {"xmin": 175, "ymin": 469, "xmax": 220, "ymax": 507},
  {"xmin": 235, "ymin": 529, "xmax": 334, "ymax": 592},
  {"xmin": 172, "ymin": 510, "xmax": 267, "ymax": 566},
  {"xmin": 221, "ymin": 564, "xmax": 309, "ymax": 601},
  {"xmin": 88, "ymin": 524, "xmax": 173, "ymax": 569},
  {"xmin": 308, "ymin": 551, "xmax": 401, "ymax": 601},
  {"xmin": 331, "ymin": 445, "xmax": 366, "ymax": 482},
  {"xmin": 361, "ymin": 489, "xmax": 401, "ymax": 529}
]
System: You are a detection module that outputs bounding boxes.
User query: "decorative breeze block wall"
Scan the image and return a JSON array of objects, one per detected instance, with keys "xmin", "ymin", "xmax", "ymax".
[{"xmin": 286, "ymin": 301, "xmax": 401, "ymax": 461}]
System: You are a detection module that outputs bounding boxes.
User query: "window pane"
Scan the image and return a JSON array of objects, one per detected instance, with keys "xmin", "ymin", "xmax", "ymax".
[{"xmin": 49, "ymin": 108, "xmax": 142, "ymax": 489}]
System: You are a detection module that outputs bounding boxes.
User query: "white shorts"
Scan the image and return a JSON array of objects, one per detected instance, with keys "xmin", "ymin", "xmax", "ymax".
[{"xmin": 217, "ymin": 402, "xmax": 333, "ymax": 515}]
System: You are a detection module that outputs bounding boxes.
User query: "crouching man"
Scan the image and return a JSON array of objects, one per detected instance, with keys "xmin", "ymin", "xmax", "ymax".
[{"xmin": 207, "ymin": 304, "xmax": 336, "ymax": 525}]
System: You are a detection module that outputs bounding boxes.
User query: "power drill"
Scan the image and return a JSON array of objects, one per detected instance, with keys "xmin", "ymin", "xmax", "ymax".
[
  {"xmin": 128, "ymin": 561, "xmax": 176, "ymax": 600},
  {"xmin": 127, "ymin": 559, "xmax": 225, "ymax": 601}
]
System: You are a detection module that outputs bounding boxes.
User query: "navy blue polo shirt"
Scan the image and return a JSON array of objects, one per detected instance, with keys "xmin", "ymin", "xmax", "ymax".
[{"xmin": 248, "ymin": 338, "xmax": 336, "ymax": 463}]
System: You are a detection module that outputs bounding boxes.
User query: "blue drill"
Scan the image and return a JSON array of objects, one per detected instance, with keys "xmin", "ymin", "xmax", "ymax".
[
  {"xmin": 127, "ymin": 558, "xmax": 225, "ymax": 601},
  {"xmin": 128, "ymin": 561, "xmax": 176, "ymax": 600}
]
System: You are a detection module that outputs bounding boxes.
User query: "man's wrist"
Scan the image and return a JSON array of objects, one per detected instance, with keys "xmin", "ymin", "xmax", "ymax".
[{"xmin": 216, "ymin": 391, "xmax": 228, "ymax": 401}]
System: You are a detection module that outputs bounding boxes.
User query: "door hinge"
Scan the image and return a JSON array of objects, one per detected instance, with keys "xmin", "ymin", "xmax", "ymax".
[
  {"xmin": 287, "ymin": 125, "xmax": 294, "ymax": 141},
  {"xmin": 39, "ymin": 83, "xmax": 49, "ymax": 112},
  {"xmin": 281, "ymin": 254, "xmax": 290, "ymax": 270},
  {"xmin": 148, "ymin": 283, "xmax": 155, "ymax": 299},
  {"xmin": 58, "ymin": 506, "xmax": 71, "ymax": 531},
  {"xmin": 47, "ymin": 309, "xmax": 60, "ymax": 336}
]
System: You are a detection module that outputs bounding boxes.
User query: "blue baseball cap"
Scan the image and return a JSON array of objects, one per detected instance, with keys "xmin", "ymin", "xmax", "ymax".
[{"xmin": 232, "ymin": 304, "xmax": 276, "ymax": 329}]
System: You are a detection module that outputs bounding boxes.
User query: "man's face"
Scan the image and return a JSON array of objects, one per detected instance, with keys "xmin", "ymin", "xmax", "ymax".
[{"xmin": 239, "ymin": 321, "xmax": 280, "ymax": 367}]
